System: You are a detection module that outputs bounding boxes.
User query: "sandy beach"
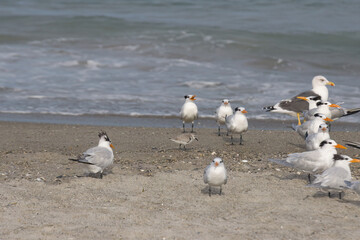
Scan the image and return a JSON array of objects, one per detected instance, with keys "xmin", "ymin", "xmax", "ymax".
[{"xmin": 1, "ymin": 120, "xmax": 360, "ymax": 239}]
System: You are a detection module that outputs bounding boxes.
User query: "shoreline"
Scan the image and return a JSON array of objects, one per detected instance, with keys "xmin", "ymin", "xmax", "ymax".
[
  {"xmin": 1, "ymin": 121, "xmax": 360, "ymax": 239},
  {"xmin": 0, "ymin": 112, "xmax": 359, "ymax": 132}
]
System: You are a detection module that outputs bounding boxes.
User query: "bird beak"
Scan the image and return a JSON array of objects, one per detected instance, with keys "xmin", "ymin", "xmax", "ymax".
[
  {"xmin": 324, "ymin": 117, "xmax": 333, "ymax": 122},
  {"xmin": 322, "ymin": 127, "xmax": 327, "ymax": 131},
  {"xmin": 297, "ymin": 96, "xmax": 308, "ymax": 101},
  {"xmin": 190, "ymin": 95, "xmax": 196, "ymax": 101},
  {"xmin": 110, "ymin": 144, "xmax": 114, "ymax": 149},
  {"xmin": 329, "ymin": 103, "xmax": 340, "ymax": 108},
  {"xmin": 350, "ymin": 158, "xmax": 360, "ymax": 163},
  {"xmin": 335, "ymin": 144, "xmax": 347, "ymax": 149},
  {"xmin": 224, "ymin": 102, "xmax": 228, "ymax": 105},
  {"xmin": 215, "ymin": 162, "xmax": 219, "ymax": 167},
  {"xmin": 242, "ymin": 110, "xmax": 248, "ymax": 114},
  {"xmin": 326, "ymin": 81, "xmax": 335, "ymax": 86}
]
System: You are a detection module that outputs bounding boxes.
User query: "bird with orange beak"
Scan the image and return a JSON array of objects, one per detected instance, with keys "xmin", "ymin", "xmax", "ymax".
[
  {"xmin": 215, "ymin": 99, "xmax": 233, "ymax": 136},
  {"xmin": 69, "ymin": 131, "xmax": 114, "ymax": 179},
  {"xmin": 264, "ymin": 75, "xmax": 335, "ymax": 125},
  {"xmin": 269, "ymin": 139, "xmax": 347, "ymax": 183},
  {"xmin": 292, "ymin": 113, "xmax": 333, "ymax": 139},
  {"xmin": 204, "ymin": 158, "xmax": 227, "ymax": 196},
  {"xmin": 305, "ymin": 123, "xmax": 330, "ymax": 151},
  {"xmin": 308, "ymin": 155, "xmax": 360, "ymax": 199},
  {"xmin": 225, "ymin": 107, "xmax": 248, "ymax": 145},
  {"xmin": 180, "ymin": 95, "xmax": 198, "ymax": 133}
]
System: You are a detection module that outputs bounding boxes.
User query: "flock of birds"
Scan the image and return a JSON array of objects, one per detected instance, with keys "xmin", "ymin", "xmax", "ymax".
[{"xmin": 69, "ymin": 75, "xmax": 360, "ymax": 198}]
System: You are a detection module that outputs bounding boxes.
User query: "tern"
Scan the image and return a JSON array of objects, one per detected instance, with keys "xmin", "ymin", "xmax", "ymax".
[
  {"xmin": 225, "ymin": 107, "xmax": 248, "ymax": 145},
  {"xmin": 180, "ymin": 95, "xmax": 198, "ymax": 133},
  {"xmin": 215, "ymin": 99, "xmax": 233, "ymax": 136},
  {"xmin": 305, "ymin": 123, "xmax": 330, "ymax": 151},
  {"xmin": 69, "ymin": 131, "xmax": 114, "ymax": 179},
  {"xmin": 292, "ymin": 113, "xmax": 333, "ymax": 139},
  {"xmin": 308, "ymin": 155, "xmax": 360, "ymax": 199},
  {"xmin": 204, "ymin": 157, "xmax": 227, "ymax": 196}
]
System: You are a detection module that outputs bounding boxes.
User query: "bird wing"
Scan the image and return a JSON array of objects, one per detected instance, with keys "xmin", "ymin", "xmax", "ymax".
[
  {"xmin": 344, "ymin": 140, "xmax": 360, "ymax": 149},
  {"xmin": 78, "ymin": 146, "xmax": 113, "ymax": 166},
  {"xmin": 203, "ymin": 165, "xmax": 210, "ymax": 183},
  {"xmin": 268, "ymin": 158, "xmax": 294, "ymax": 168},
  {"xmin": 312, "ymin": 167, "xmax": 350, "ymax": 188}
]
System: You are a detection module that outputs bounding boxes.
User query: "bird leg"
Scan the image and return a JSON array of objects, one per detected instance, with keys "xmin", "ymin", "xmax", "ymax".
[
  {"xmin": 183, "ymin": 122, "xmax": 185, "ymax": 133},
  {"xmin": 297, "ymin": 113, "xmax": 302, "ymax": 126},
  {"xmin": 239, "ymin": 134, "xmax": 243, "ymax": 145},
  {"xmin": 231, "ymin": 135, "xmax": 234, "ymax": 145},
  {"xmin": 220, "ymin": 186, "xmax": 222, "ymax": 195},
  {"xmin": 307, "ymin": 174, "xmax": 311, "ymax": 184},
  {"xmin": 328, "ymin": 192, "xmax": 331, "ymax": 198},
  {"xmin": 218, "ymin": 126, "xmax": 221, "ymax": 136},
  {"xmin": 191, "ymin": 122, "xmax": 194, "ymax": 133},
  {"xmin": 226, "ymin": 130, "xmax": 229, "ymax": 136},
  {"xmin": 179, "ymin": 144, "xmax": 182, "ymax": 149},
  {"xmin": 100, "ymin": 172, "xmax": 103, "ymax": 179},
  {"xmin": 338, "ymin": 192, "xmax": 342, "ymax": 200},
  {"xmin": 209, "ymin": 186, "xmax": 212, "ymax": 197}
]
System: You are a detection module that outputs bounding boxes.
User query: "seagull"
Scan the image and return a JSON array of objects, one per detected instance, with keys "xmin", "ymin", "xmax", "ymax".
[
  {"xmin": 69, "ymin": 131, "xmax": 114, "ymax": 178},
  {"xmin": 344, "ymin": 140, "xmax": 360, "ymax": 149},
  {"xmin": 204, "ymin": 157, "xmax": 227, "ymax": 196},
  {"xmin": 269, "ymin": 139, "xmax": 347, "ymax": 182},
  {"xmin": 180, "ymin": 95, "xmax": 198, "ymax": 133},
  {"xmin": 215, "ymin": 99, "xmax": 233, "ymax": 136},
  {"xmin": 307, "ymin": 155, "xmax": 360, "ymax": 199},
  {"xmin": 305, "ymin": 123, "xmax": 330, "ymax": 151},
  {"xmin": 169, "ymin": 133, "xmax": 198, "ymax": 149},
  {"xmin": 264, "ymin": 76, "xmax": 335, "ymax": 125},
  {"xmin": 225, "ymin": 107, "xmax": 248, "ymax": 145},
  {"xmin": 292, "ymin": 113, "xmax": 333, "ymax": 139}
]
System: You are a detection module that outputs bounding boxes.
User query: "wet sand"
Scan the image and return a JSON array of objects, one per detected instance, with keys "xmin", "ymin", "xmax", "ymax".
[{"xmin": 1, "ymin": 121, "xmax": 360, "ymax": 239}]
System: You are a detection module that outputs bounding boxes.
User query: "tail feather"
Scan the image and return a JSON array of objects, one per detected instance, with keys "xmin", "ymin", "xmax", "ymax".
[
  {"xmin": 344, "ymin": 140, "xmax": 360, "ymax": 149},
  {"xmin": 344, "ymin": 108, "xmax": 360, "ymax": 117},
  {"xmin": 68, "ymin": 158, "xmax": 94, "ymax": 165},
  {"xmin": 268, "ymin": 158, "xmax": 293, "ymax": 168},
  {"xmin": 263, "ymin": 106, "xmax": 275, "ymax": 112}
]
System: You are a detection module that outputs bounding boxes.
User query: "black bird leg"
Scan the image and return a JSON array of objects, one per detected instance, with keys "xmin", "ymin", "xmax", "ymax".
[
  {"xmin": 231, "ymin": 135, "xmax": 234, "ymax": 145},
  {"xmin": 191, "ymin": 122, "xmax": 194, "ymax": 133},
  {"xmin": 220, "ymin": 186, "xmax": 222, "ymax": 195},
  {"xmin": 183, "ymin": 122, "xmax": 185, "ymax": 133},
  {"xmin": 239, "ymin": 134, "xmax": 243, "ymax": 145},
  {"xmin": 328, "ymin": 192, "xmax": 331, "ymax": 198},
  {"xmin": 308, "ymin": 174, "xmax": 311, "ymax": 184},
  {"xmin": 209, "ymin": 186, "xmax": 212, "ymax": 197},
  {"xmin": 218, "ymin": 126, "xmax": 220, "ymax": 136}
]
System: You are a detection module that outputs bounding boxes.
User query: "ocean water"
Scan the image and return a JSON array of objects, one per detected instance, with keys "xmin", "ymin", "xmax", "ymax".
[{"xmin": 1, "ymin": 0, "xmax": 360, "ymax": 124}]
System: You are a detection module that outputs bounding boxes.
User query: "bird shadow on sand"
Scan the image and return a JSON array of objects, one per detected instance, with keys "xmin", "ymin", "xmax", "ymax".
[
  {"xmin": 287, "ymin": 142, "xmax": 306, "ymax": 150},
  {"xmin": 200, "ymin": 186, "xmax": 224, "ymax": 196},
  {"xmin": 273, "ymin": 173, "xmax": 310, "ymax": 182},
  {"xmin": 221, "ymin": 135, "xmax": 244, "ymax": 146},
  {"xmin": 337, "ymin": 198, "xmax": 360, "ymax": 207}
]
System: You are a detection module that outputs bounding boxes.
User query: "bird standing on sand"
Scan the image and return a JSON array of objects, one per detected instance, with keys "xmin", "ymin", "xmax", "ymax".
[
  {"xmin": 269, "ymin": 139, "xmax": 347, "ymax": 182},
  {"xmin": 225, "ymin": 107, "xmax": 248, "ymax": 145},
  {"xmin": 180, "ymin": 95, "xmax": 198, "ymax": 133},
  {"xmin": 264, "ymin": 75, "xmax": 335, "ymax": 125},
  {"xmin": 170, "ymin": 133, "xmax": 198, "ymax": 149},
  {"xmin": 307, "ymin": 155, "xmax": 360, "ymax": 199},
  {"xmin": 292, "ymin": 113, "xmax": 332, "ymax": 139},
  {"xmin": 305, "ymin": 123, "xmax": 330, "ymax": 151},
  {"xmin": 204, "ymin": 157, "xmax": 227, "ymax": 196},
  {"xmin": 215, "ymin": 99, "xmax": 233, "ymax": 136},
  {"xmin": 69, "ymin": 131, "xmax": 114, "ymax": 178}
]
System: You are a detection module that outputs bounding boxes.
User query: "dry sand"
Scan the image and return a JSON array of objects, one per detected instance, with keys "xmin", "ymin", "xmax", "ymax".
[{"xmin": 1, "ymin": 121, "xmax": 360, "ymax": 239}]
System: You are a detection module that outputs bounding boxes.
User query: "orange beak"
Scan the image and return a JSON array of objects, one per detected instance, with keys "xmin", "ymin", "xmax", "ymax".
[
  {"xmin": 110, "ymin": 144, "xmax": 114, "ymax": 149},
  {"xmin": 322, "ymin": 127, "xmax": 327, "ymax": 131},
  {"xmin": 329, "ymin": 103, "xmax": 340, "ymax": 108},
  {"xmin": 190, "ymin": 95, "xmax": 196, "ymax": 101},
  {"xmin": 327, "ymin": 81, "xmax": 335, "ymax": 86},
  {"xmin": 350, "ymin": 158, "xmax": 360, "ymax": 163},
  {"xmin": 215, "ymin": 162, "xmax": 219, "ymax": 167},
  {"xmin": 335, "ymin": 144, "xmax": 347, "ymax": 149},
  {"xmin": 324, "ymin": 117, "xmax": 333, "ymax": 122},
  {"xmin": 224, "ymin": 102, "xmax": 228, "ymax": 105},
  {"xmin": 242, "ymin": 110, "xmax": 248, "ymax": 114},
  {"xmin": 297, "ymin": 96, "xmax": 308, "ymax": 101}
]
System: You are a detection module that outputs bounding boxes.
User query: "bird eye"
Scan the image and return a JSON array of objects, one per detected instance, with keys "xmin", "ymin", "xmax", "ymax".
[{"xmin": 220, "ymin": 160, "xmax": 223, "ymax": 163}]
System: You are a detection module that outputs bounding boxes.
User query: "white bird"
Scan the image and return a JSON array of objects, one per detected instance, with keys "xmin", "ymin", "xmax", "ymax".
[
  {"xmin": 180, "ymin": 95, "xmax": 198, "ymax": 133},
  {"xmin": 308, "ymin": 155, "xmax": 360, "ymax": 199},
  {"xmin": 215, "ymin": 99, "xmax": 233, "ymax": 136},
  {"xmin": 292, "ymin": 113, "xmax": 333, "ymax": 139},
  {"xmin": 264, "ymin": 76, "xmax": 335, "ymax": 125},
  {"xmin": 204, "ymin": 157, "xmax": 227, "ymax": 196},
  {"xmin": 69, "ymin": 131, "xmax": 114, "ymax": 178},
  {"xmin": 269, "ymin": 139, "xmax": 347, "ymax": 182},
  {"xmin": 344, "ymin": 140, "xmax": 360, "ymax": 149},
  {"xmin": 225, "ymin": 107, "xmax": 248, "ymax": 145},
  {"xmin": 298, "ymin": 99, "xmax": 341, "ymax": 120},
  {"xmin": 305, "ymin": 123, "xmax": 330, "ymax": 151},
  {"xmin": 169, "ymin": 133, "xmax": 198, "ymax": 149}
]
